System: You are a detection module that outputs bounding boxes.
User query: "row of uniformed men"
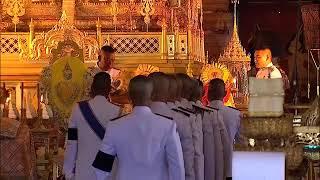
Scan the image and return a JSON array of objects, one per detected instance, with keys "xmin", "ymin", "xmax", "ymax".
[{"xmin": 63, "ymin": 71, "xmax": 241, "ymax": 180}]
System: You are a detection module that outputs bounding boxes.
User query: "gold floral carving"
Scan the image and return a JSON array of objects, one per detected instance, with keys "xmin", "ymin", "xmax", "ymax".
[
  {"xmin": 111, "ymin": 0, "xmax": 119, "ymax": 28},
  {"xmin": 140, "ymin": 0, "xmax": 155, "ymax": 27},
  {"xmin": 134, "ymin": 64, "xmax": 160, "ymax": 76},
  {"xmin": 4, "ymin": 0, "xmax": 25, "ymax": 28}
]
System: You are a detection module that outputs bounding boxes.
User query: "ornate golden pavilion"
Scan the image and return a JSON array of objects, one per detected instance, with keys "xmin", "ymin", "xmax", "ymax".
[
  {"xmin": 1, "ymin": 0, "xmax": 208, "ymax": 117},
  {"xmin": 1, "ymin": 0, "xmax": 206, "ymax": 81}
]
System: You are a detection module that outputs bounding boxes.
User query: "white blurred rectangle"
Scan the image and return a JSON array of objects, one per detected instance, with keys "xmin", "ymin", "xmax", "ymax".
[{"xmin": 233, "ymin": 151, "xmax": 285, "ymax": 180}]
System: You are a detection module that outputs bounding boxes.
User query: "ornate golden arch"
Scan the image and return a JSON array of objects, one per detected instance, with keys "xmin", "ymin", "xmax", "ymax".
[{"xmin": 24, "ymin": 11, "xmax": 99, "ymax": 63}]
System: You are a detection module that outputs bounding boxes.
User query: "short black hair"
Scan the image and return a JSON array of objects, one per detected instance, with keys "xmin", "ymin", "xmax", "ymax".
[
  {"xmin": 129, "ymin": 75, "xmax": 153, "ymax": 105},
  {"xmin": 101, "ymin": 45, "xmax": 116, "ymax": 53},
  {"xmin": 190, "ymin": 79, "xmax": 203, "ymax": 101},
  {"xmin": 148, "ymin": 72, "xmax": 169, "ymax": 101},
  {"xmin": 208, "ymin": 78, "xmax": 226, "ymax": 101},
  {"xmin": 176, "ymin": 73, "xmax": 193, "ymax": 99},
  {"xmin": 148, "ymin": 72, "xmax": 165, "ymax": 78},
  {"xmin": 90, "ymin": 72, "xmax": 111, "ymax": 98},
  {"xmin": 197, "ymin": 79, "xmax": 203, "ymax": 87}
]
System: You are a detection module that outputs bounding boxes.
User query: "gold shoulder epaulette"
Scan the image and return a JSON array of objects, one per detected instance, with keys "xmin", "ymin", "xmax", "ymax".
[
  {"xmin": 110, "ymin": 114, "xmax": 129, "ymax": 121},
  {"xmin": 178, "ymin": 107, "xmax": 195, "ymax": 114},
  {"xmin": 154, "ymin": 113, "xmax": 173, "ymax": 120},
  {"xmin": 171, "ymin": 108, "xmax": 190, "ymax": 117}
]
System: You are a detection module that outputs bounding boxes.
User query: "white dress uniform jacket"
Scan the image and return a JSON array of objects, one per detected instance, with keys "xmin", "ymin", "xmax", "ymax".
[
  {"xmin": 178, "ymin": 99, "xmax": 205, "ymax": 180},
  {"xmin": 179, "ymin": 99, "xmax": 205, "ymax": 180},
  {"xmin": 256, "ymin": 62, "xmax": 282, "ymax": 79},
  {"xmin": 209, "ymin": 100, "xmax": 241, "ymax": 143},
  {"xmin": 63, "ymin": 95, "xmax": 121, "ymax": 180},
  {"xmin": 191, "ymin": 101, "xmax": 216, "ymax": 180},
  {"xmin": 151, "ymin": 101, "xmax": 194, "ymax": 180},
  {"xmin": 203, "ymin": 106, "xmax": 232, "ymax": 180},
  {"xmin": 93, "ymin": 106, "xmax": 185, "ymax": 180}
]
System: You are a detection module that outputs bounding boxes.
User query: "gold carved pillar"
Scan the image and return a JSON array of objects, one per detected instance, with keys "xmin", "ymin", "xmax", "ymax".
[
  {"xmin": 187, "ymin": 0, "xmax": 193, "ymax": 61},
  {"xmin": 96, "ymin": 18, "xmax": 102, "ymax": 48},
  {"xmin": 174, "ymin": 14, "xmax": 180, "ymax": 59},
  {"xmin": 62, "ymin": 0, "xmax": 75, "ymax": 24},
  {"xmin": 187, "ymin": 26, "xmax": 193, "ymax": 61},
  {"xmin": 29, "ymin": 19, "xmax": 34, "ymax": 53},
  {"xmin": 161, "ymin": 18, "xmax": 167, "ymax": 60}
]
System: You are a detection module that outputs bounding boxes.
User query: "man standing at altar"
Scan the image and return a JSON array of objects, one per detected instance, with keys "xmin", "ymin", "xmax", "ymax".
[
  {"xmin": 255, "ymin": 47, "xmax": 282, "ymax": 79},
  {"xmin": 85, "ymin": 45, "xmax": 122, "ymax": 97},
  {"xmin": 63, "ymin": 72, "xmax": 121, "ymax": 180}
]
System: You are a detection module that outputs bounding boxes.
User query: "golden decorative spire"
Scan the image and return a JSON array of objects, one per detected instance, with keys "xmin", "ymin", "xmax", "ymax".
[
  {"xmin": 56, "ymin": 11, "xmax": 72, "ymax": 29},
  {"xmin": 218, "ymin": 0, "xmax": 250, "ymax": 62}
]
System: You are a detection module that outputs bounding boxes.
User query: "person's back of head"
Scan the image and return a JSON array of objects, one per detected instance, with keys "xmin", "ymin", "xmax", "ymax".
[
  {"xmin": 190, "ymin": 79, "xmax": 203, "ymax": 102},
  {"xmin": 176, "ymin": 73, "xmax": 193, "ymax": 100},
  {"xmin": 175, "ymin": 74, "xmax": 183, "ymax": 100},
  {"xmin": 148, "ymin": 72, "xmax": 169, "ymax": 102},
  {"xmin": 166, "ymin": 74, "xmax": 178, "ymax": 102},
  {"xmin": 90, "ymin": 72, "xmax": 112, "ymax": 98},
  {"xmin": 197, "ymin": 79, "xmax": 204, "ymax": 97},
  {"xmin": 129, "ymin": 75, "xmax": 153, "ymax": 107},
  {"xmin": 208, "ymin": 78, "xmax": 226, "ymax": 101}
]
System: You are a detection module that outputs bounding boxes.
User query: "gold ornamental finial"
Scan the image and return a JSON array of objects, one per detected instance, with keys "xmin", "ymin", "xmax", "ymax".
[
  {"xmin": 218, "ymin": 0, "xmax": 250, "ymax": 63},
  {"xmin": 58, "ymin": 11, "xmax": 71, "ymax": 28},
  {"xmin": 96, "ymin": 17, "xmax": 102, "ymax": 28},
  {"xmin": 5, "ymin": 0, "xmax": 25, "ymax": 32}
]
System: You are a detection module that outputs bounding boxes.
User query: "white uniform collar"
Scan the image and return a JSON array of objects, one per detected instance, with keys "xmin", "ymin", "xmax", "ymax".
[
  {"xmin": 151, "ymin": 101, "xmax": 168, "ymax": 108},
  {"xmin": 266, "ymin": 62, "xmax": 274, "ymax": 68},
  {"xmin": 181, "ymin": 98, "xmax": 189, "ymax": 104},
  {"xmin": 175, "ymin": 100, "xmax": 182, "ymax": 107},
  {"xmin": 196, "ymin": 100, "xmax": 202, "ymax": 105},
  {"xmin": 180, "ymin": 98, "xmax": 192, "ymax": 109},
  {"xmin": 132, "ymin": 106, "xmax": 152, "ymax": 114},
  {"xmin": 93, "ymin": 95, "xmax": 108, "ymax": 102},
  {"xmin": 167, "ymin": 101, "xmax": 176, "ymax": 109},
  {"xmin": 95, "ymin": 62, "xmax": 113, "ymax": 73},
  {"xmin": 209, "ymin": 100, "xmax": 224, "ymax": 109},
  {"xmin": 191, "ymin": 100, "xmax": 205, "ymax": 108}
]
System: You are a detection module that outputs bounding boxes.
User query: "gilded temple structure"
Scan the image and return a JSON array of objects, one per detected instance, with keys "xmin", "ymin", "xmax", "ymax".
[
  {"xmin": 1, "ymin": 0, "xmax": 206, "ymax": 119},
  {"xmin": 217, "ymin": 0, "xmax": 250, "ymax": 104},
  {"xmin": 1, "ymin": 0, "xmax": 319, "ymax": 179},
  {"xmin": 1, "ymin": 0, "xmax": 206, "ymax": 81}
]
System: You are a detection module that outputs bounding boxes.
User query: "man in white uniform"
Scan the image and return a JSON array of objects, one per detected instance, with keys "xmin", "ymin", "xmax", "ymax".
[
  {"xmin": 255, "ymin": 48, "xmax": 282, "ymax": 79},
  {"xmin": 148, "ymin": 72, "xmax": 193, "ymax": 180},
  {"xmin": 92, "ymin": 75, "xmax": 185, "ymax": 180},
  {"xmin": 63, "ymin": 72, "xmax": 121, "ymax": 180},
  {"xmin": 203, "ymin": 78, "xmax": 233, "ymax": 180},
  {"xmin": 208, "ymin": 78, "xmax": 241, "ymax": 144},
  {"xmin": 176, "ymin": 74, "xmax": 206, "ymax": 180}
]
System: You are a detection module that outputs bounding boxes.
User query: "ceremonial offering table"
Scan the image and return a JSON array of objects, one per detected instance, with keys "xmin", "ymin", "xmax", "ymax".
[
  {"xmin": 235, "ymin": 115, "xmax": 306, "ymax": 179},
  {"xmin": 0, "ymin": 118, "xmax": 36, "ymax": 180}
]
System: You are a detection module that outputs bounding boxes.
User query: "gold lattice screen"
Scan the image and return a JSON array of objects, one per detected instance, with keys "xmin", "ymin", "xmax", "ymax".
[
  {"xmin": 0, "ymin": 36, "xmax": 26, "ymax": 54},
  {"xmin": 106, "ymin": 36, "xmax": 160, "ymax": 54}
]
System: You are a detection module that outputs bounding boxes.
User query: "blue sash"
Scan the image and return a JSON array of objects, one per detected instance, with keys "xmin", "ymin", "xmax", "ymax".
[{"xmin": 78, "ymin": 101, "xmax": 105, "ymax": 140}]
